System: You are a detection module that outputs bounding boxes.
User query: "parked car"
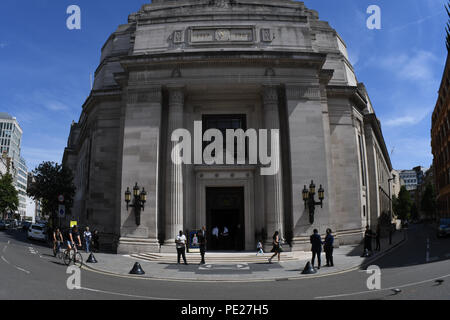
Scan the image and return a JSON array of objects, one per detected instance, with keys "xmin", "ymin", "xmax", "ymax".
[
  {"xmin": 437, "ymin": 219, "xmax": 450, "ymax": 238},
  {"xmin": 27, "ymin": 224, "xmax": 47, "ymax": 241},
  {"xmin": 0, "ymin": 221, "xmax": 6, "ymax": 231},
  {"xmin": 22, "ymin": 221, "xmax": 32, "ymax": 231}
]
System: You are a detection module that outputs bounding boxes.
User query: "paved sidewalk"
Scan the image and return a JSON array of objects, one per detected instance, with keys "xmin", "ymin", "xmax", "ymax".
[{"xmin": 80, "ymin": 230, "xmax": 406, "ymax": 282}]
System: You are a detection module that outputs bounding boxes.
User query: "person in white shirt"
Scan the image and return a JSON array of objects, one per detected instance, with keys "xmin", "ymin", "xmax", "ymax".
[
  {"xmin": 175, "ymin": 230, "xmax": 188, "ymax": 265},
  {"xmin": 256, "ymin": 240, "xmax": 264, "ymax": 256},
  {"xmin": 83, "ymin": 227, "xmax": 92, "ymax": 253},
  {"xmin": 212, "ymin": 226, "xmax": 219, "ymax": 249}
]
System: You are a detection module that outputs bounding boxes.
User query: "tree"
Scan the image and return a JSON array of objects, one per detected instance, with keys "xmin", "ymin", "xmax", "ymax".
[
  {"xmin": 393, "ymin": 186, "xmax": 412, "ymax": 221},
  {"xmin": 0, "ymin": 173, "xmax": 19, "ymax": 220},
  {"xmin": 27, "ymin": 162, "xmax": 76, "ymax": 226},
  {"xmin": 421, "ymin": 183, "xmax": 437, "ymax": 220}
]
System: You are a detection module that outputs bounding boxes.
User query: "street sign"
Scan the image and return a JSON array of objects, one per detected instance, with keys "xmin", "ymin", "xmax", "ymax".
[
  {"xmin": 58, "ymin": 195, "xmax": 64, "ymax": 203},
  {"xmin": 58, "ymin": 205, "xmax": 66, "ymax": 218}
]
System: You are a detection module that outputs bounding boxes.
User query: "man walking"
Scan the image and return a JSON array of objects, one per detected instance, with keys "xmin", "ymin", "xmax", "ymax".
[
  {"xmin": 198, "ymin": 226, "xmax": 207, "ymax": 265},
  {"xmin": 310, "ymin": 229, "xmax": 323, "ymax": 269},
  {"xmin": 324, "ymin": 228, "xmax": 334, "ymax": 267},
  {"xmin": 176, "ymin": 230, "xmax": 188, "ymax": 265}
]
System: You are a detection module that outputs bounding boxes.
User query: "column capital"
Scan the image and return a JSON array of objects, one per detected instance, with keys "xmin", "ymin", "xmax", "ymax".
[
  {"xmin": 167, "ymin": 86, "xmax": 185, "ymax": 106},
  {"xmin": 261, "ymin": 86, "xmax": 278, "ymax": 105}
]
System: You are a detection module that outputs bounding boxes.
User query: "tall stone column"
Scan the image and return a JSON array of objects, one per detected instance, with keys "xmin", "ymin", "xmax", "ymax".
[
  {"xmin": 117, "ymin": 85, "xmax": 163, "ymax": 254},
  {"xmin": 163, "ymin": 86, "xmax": 185, "ymax": 250},
  {"xmin": 262, "ymin": 86, "xmax": 284, "ymax": 243}
]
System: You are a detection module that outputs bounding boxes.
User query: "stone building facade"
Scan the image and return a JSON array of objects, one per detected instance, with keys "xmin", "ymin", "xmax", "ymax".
[{"xmin": 63, "ymin": 0, "xmax": 392, "ymax": 254}]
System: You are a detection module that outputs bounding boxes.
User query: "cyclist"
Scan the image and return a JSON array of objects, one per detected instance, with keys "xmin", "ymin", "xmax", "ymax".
[
  {"xmin": 53, "ymin": 228, "xmax": 64, "ymax": 256},
  {"xmin": 67, "ymin": 225, "xmax": 82, "ymax": 253}
]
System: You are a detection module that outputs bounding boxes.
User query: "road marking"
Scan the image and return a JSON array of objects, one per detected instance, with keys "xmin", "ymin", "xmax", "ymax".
[
  {"xmin": 78, "ymin": 286, "xmax": 175, "ymax": 300},
  {"xmin": 315, "ymin": 273, "xmax": 450, "ymax": 299},
  {"xmin": 15, "ymin": 266, "xmax": 30, "ymax": 274},
  {"xmin": 7, "ymin": 240, "xmax": 10, "ymax": 245},
  {"xmin": 1, "ymin": 256, "xmax": 10, "ymax": 265}
]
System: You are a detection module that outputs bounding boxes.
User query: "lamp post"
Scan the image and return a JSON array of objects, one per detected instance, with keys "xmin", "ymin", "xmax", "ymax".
[
  {"xmin": 388, "ymin": 174, "xmax": 396, "ymax": 222},
  {"xmin": 124, "ymin": 183, "xmax": 147, "ymax": 226},
  {"xmin": 302, "ymin": 180, "xmax": 325, "ymax": 224}
]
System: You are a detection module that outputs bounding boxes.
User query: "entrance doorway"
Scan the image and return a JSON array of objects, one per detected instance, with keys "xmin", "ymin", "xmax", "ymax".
[{"xmin": 206, "ymin": 187, "xmax": 245, "ymax": 251}]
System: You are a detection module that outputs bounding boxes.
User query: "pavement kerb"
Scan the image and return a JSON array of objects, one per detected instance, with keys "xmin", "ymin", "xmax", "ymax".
[{"xmin": 81, "ymin": 232, "xmax": 408, "ymax": 283}]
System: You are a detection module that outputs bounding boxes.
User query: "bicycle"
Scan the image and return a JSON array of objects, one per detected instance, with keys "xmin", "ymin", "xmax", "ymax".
[
  {"xmin": 53, "ymin": 241, "xmax": 64, "ymax": 259},
  {"xmin": 63, "ymin": 243, "xmax": 83, "ymax": 267}
]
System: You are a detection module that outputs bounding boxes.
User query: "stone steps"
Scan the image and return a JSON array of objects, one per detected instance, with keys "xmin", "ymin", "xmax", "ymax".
[{"xmin": 130, "ymin": 252, "xmax": 302, "ymax": 264}]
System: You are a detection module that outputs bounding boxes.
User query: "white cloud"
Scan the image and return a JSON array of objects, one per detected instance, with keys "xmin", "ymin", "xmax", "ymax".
[
  {"xmin": 21, "ymin": 147, "xmax": 64, "ymax": 171},
  {"xmin": 382, "ymin": 107, "xmax": 433, "ymax": 128},
  {"xmin": 379, "ymin": 50, "xmax": 439, "ymax": 83}
]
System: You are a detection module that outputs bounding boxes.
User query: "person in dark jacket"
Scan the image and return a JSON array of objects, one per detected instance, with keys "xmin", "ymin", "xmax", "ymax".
[
  {"xmin": 92, "ymin": 230, "xmax": 100, "ymax": 252},
  {"xmin": 198, "ymin": 226, "xmax": 207, "ymax": 265},
  {"xmin": 375, "ymin": 224, "xmax": 381, "ymax": 251},
  {"xmin": 310, "ymin": 229, "xmax": 323, "ymax": 269},
  {"xmin": 324, "ymin": 228, "xmax": 334, "ymax": 267},
  {"xmin": 363, "ymin": 226, "xmax": 374, "ymax": 255}
]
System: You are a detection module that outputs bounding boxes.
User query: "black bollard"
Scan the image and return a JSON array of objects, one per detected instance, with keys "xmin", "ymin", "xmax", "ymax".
[
  {"xmin": 301, "ymin": 261, "xmax": 317, "ymax": 275},
  {"xmin": 86, "ymin": 253, "xmax": 98, "ymax": 263},
  {"xmin": 129, "ymin": 262, "xmax": 145, "ymax": 275}
]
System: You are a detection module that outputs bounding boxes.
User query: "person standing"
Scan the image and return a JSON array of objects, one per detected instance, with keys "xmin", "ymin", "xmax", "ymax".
[
  {"xmin": 324, "ymin": 228, "xmax": 334, "ymax": 267},
  {"xmin": 198, "ymin": 226, "xmax": 207, "ymax": 265},
  {"xmin": 175, "ymin": 230, "xmax": 188, "ymax": 265},
  {"xmin": 256, "ymin": 240, "xmax": 264, "ymax": 256},
  {"xmin": 268, "ymin": 231, "xmax": 282, "ymax": 263},
  {"xmin": 92, "ymin": 230, "xmax": 99, "ymax": 252},
  {"xmin": 212, "ymin": 226, "xmax": 219, "ymax": 250},
  {"xmin": 83, "ymin": 227, "xmax": 92, "ymax": 253},
  {"xmin": 363, "ymin": 226, "xmax": 373, "ymax": 255},
  {"xmin": 375, "ymin": 224, "xmax": 381, "ymax": 251},
  {"xmin": 310, "ymin": 229, "xmax": 323, "ymax": 269}
]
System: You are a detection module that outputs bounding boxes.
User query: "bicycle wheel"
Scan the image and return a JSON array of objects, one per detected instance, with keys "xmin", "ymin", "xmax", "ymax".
[
  {"xmin": 74, "ymin": 252, "xmax": 83, "ymax": 268},
  {"xmin": 63, "ymin": 250, "xmax": 73, "ymax": 266}
]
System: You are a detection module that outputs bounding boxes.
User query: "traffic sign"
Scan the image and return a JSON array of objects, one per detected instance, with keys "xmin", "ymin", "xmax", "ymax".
[
  {"xmin": 58, "ymin": 195, "xmax": 64, "ymax": 203},
  {"xmin": 58, "ymin": 205, "xmax": 66, "ymax": 218}
]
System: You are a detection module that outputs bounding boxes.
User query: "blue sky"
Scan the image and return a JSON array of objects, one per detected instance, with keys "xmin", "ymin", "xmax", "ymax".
[{"xmin": 0, "ymin": 0, "xmax": 447, "ymax": 171}]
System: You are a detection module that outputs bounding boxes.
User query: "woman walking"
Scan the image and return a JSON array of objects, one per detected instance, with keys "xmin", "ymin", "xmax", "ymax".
[{"xmin": 268, "ymin": 231, "xmax": 282, "ymax": 263}]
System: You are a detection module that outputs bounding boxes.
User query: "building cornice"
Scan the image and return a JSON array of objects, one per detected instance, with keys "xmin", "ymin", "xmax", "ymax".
[{"xmin": 364, "ymin": 113, "xmax": 393, "ymax": 171}]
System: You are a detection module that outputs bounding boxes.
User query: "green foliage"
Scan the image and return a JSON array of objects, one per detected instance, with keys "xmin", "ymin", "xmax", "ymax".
[
  {"xmin": 393, "ymin": 186, "xmax": 412, "ymax": 221},
  {"xmin": 421, "ymin": 183, "xmax": 437, "ymax": 219},
  {"xmin": 27, "ymin": 162, "xmax": 76, "ymax": 220},
  {"xmin": 0, "ymin": 173, "xmax": 19, "ymax": 219}
]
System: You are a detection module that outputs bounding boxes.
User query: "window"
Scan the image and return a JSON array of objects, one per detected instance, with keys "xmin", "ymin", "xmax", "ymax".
[{"xmin": 202, "ymin": 114, "xmax": 247, "ymax": 159}]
